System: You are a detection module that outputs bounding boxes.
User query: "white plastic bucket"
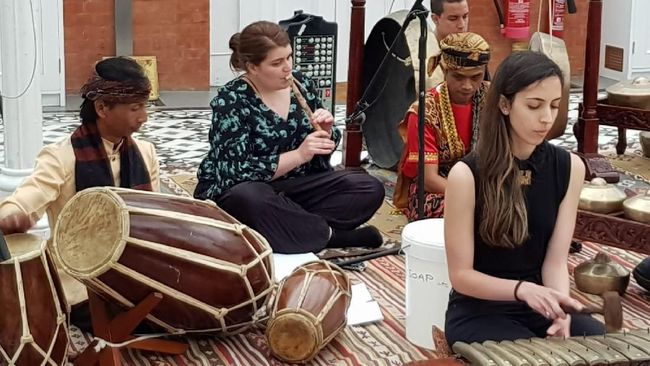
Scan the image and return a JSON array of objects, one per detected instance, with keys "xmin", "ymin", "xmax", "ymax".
[{"xmin": 402, "ymin": 218, "xmax": 450, "ymax": 350}]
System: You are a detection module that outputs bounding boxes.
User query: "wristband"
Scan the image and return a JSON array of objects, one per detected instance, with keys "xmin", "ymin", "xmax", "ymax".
[{"xmin": 514, "ymin": 280, "xmax": 525, "ymax": 302}]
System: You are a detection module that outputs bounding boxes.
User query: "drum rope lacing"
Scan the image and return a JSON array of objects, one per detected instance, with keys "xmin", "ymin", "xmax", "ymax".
[
  {"xmin": 0, "ymin": 250, "xmax": 68, "ymax": 365},
  {"xmin": 92, "ymin": 333, "xmax": 169, "ymax": 353}
]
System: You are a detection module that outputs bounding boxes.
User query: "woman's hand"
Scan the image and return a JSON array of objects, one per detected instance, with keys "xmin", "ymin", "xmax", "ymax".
[
  {"xmin": 311, "ymin": 108, "xmax": 334, "ymax": 135},
  {"xmin": 547, "ymin": 314, "xmax": 571, "ymax": 337},
  {"xmin": 517, "ymin": 281, "xmax": 584, "ymax": 320},
  {"xmin": 0, "ymin": 213, "xmax": 34, "ymax": 235},
  {"xmin": 297, "ymin": 130, "xmax": 336, "ymax": 163}
]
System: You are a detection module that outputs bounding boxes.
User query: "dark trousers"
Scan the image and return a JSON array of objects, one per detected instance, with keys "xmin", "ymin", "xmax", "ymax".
[
  {"xmin": 445, "ymin": 293, "xmax": 606, "ymax": 345},
  {"xmin": 216, "ymin": 170, "xmax": 385, "ymax": 254}
]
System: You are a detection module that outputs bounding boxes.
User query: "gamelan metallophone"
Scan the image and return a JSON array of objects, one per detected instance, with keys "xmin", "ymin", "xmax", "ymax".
[{"xmin": 451, "ymin": 329, "xmax": 650, "ymax": 366}]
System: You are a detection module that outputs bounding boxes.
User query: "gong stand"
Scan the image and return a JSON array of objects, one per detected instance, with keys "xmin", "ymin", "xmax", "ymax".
[
  {"xmin": 572, "ymin": 0, "xmax": 650, "ymax": 255},
  {"xmin": 343, "ymin": 0, "xmax": 366, "ymax": 168},
  {"xmin": 344, "ymin": 0, "xmax": 429, "ymax": 218},
  {"xmin": 413, "ymin": 2, "xmax": 429, "ymax": 219},
  {"xmin": 73, "ymin": 291, "xmax": 188, "ymax": 366},
  {"xmin": 573, "ymin": 0, "xmax": 619, "ymax": 183}
]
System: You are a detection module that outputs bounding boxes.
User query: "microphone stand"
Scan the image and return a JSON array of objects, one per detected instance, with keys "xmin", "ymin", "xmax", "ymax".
[
  {"xmin": 345, "ymin": 0, "xmax": 429, "ymax": 220},
  {"xmin": 328, "ymin": 1, "xmax": 430, "ymax": 269},
  {"xmin": 413, "ymin": 1, "xmax": 428, "ymax": 220}
]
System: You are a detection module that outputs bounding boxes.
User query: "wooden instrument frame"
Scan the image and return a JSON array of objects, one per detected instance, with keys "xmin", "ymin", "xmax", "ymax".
[
  {"xmin": 343, "ymin": 0, "xmax": 366, "ymax": 168},
  {"xmin": 73, "ymin": 291, "xmax": 188, "ymax": 366},
  {"xmin": 573, "ymin": 0, "xmax": 650, "ymax": 180},
  {"xmin": 572, "ymin": 0, "xmax": 650, "ymax": 254}
]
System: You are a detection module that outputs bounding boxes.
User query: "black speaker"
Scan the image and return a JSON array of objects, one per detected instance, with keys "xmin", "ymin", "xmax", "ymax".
[{"xmin": 280, "ymin": 11, "xmax": 338, "ymax": 112}]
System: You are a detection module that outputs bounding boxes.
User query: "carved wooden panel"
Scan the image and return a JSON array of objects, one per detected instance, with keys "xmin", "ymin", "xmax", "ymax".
[
  {"xmin": 597, "ymin": 103, "xmax": 650, "ymax": 131},
  {"xmin": 574, "ymin": 210, "xmax": 650, "ymax": 255}
]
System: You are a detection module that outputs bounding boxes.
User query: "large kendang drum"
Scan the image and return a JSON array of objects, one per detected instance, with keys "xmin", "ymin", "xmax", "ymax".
[
  {"xmin": 266, "ymin": 260, "xmax": 351, "ymax": 364},
  {"xmin": 0, "ymin": 233, "xmax": 69, "ymax": 365},
  {"xmin": 52, "ymin": 187, "xmax": 274, "ymax": 334}
]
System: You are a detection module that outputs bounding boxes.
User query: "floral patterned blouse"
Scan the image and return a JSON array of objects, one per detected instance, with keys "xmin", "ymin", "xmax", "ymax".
[{"xmin": 194, "ymin": 71, "xmax": 341, "ymax": 200}]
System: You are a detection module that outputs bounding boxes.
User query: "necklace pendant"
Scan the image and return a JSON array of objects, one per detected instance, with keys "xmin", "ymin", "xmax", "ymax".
[{"xmin": 518, "ymin": 169, "xmax": 532, "ymax": 185}]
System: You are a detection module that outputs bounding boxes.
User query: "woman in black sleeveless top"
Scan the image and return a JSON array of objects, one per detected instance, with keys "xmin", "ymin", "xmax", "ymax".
[{"xmin": 443, "ymin": 52, "xmax": 605, "ymax": 345}]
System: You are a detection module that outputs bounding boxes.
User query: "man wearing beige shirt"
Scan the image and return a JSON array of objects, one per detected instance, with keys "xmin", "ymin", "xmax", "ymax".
[{"xmin": 0, "ymin": 57, "xmax": 160, "ymax": 326}]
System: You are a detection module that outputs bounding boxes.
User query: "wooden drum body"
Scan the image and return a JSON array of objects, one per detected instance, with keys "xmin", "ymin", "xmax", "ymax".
[
  {"xmin": 52, "ymin": 187, "xmax": 274, "ymax": 334},
  {"xmin": 266, "ymin": 260, "xmax": 351, "ymax": 363},
  {"xmin": 0, "ymin": 234, "xmax": 69, "ymax": 365}
]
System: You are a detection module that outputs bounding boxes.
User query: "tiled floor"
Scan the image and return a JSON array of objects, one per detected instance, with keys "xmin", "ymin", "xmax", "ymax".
[{"xmin": 0, "ymin": 92, "xmax": 645, "ymax": 181}]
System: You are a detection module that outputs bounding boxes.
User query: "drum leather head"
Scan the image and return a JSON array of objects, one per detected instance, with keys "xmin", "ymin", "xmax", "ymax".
[
  {"xmin": 53, "ymin": 188, "xmax": 126, "ymax": 278},
  {"xmin": 266, "ymin": 261, "xmax": 350, "ymax": 363},
  {"xmin": 266, "ymin": 312, "xmax": 320, "ymax": 363}
]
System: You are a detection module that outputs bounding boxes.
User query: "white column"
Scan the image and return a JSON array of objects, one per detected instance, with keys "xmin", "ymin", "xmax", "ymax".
[{"xmin": 0, "ymin": 0, "xmax": 48, "ymax": 234}]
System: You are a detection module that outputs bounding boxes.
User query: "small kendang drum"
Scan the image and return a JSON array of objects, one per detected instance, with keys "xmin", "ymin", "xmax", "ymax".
[
  {"xmin": 0, "ymin": 233, "xmax": 69, "ymax": 365},
  {"xmin": 266, "ymin": 260, "xmax": 351, "ymax": 363},
  {"xmin": 52, "ymin": 187, "xmax": 274, "ymax": 334}
]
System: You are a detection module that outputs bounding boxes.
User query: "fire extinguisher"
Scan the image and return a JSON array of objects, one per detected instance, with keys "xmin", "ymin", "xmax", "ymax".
[
  {"xmin": 497, "ymin": 0, "xmax": 531, "ymax": 40},
  {"xmin": 551, "ymin": 0, "xmax": 566, "ymax": 38},
  {"xmin": 493, "ymin": 0, "xmax": 576, "ymax": 40}
]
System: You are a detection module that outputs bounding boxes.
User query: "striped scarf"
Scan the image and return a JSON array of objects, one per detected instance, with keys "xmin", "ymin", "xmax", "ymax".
[{"xmin": 71, "ymin": 123, "xmax": 152, "ymax": 192}]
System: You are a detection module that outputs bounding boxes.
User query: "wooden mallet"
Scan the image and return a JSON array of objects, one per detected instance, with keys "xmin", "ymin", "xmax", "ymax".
[{"xmin": 564, "ymin": 291, "xmax": 623, "ymax": 333}]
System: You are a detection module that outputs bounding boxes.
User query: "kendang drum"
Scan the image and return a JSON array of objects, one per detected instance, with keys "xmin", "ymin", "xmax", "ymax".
[
  {"xmin": 52, "ymin": 187, "xmax": 274, "ymax": 334},
  {"xmin": 266, "ymin": 260, "xmax": 351, "ymax": 363},
  {"xmin": 0, "ymin": 233, "xmax": 69, "ymax": 365}
]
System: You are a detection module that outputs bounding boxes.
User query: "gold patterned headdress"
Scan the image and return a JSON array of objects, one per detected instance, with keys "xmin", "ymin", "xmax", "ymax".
[{"xmin": 428, "ymin": 32, "xmax": 490, "ymax": 75}]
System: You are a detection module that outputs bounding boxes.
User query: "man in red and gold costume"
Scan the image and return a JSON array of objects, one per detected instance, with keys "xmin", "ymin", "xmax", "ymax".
[{"xmin": 394, "ymin": 32, "xmax": 490, "ymax": 221}]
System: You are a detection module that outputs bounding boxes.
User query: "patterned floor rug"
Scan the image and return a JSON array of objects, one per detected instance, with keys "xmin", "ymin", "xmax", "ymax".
[
  {"xmin": 66, "ymin": 240, "xmax": 650, "ymax": 366},
  {"xmin": 63, "ymin": 172, "xmax": 650, "ymax": 366},
  {"xmin": 38, "ymin": 94, "xmax": 648, "ymax": 364},
  {"xmin": 167, "ymin": 173, "xmax": 198, "ymax": 196},
  {"xmin": 603, "ymin": 148, "xmax": 650, "ymax": 184},
  {"xmin": 67, "ymin": 254, "xmax": 437, "ymax": 366}
]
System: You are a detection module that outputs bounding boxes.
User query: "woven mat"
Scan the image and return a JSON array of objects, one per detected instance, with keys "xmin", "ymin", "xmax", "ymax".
[
  {"xmin": 68, "ymin": 255, "xmax": 436, "ymax": 366},
  {"xmin": 605, "ymin": 151, "xmax": 650, "ymax": 183},
  {"xmin": 166, "ymin": 173, "xmax": 198, "ymax": 196},
  {"xmin": 67, "ymin": 240, "xmax": 650, "ymax": 365},
  {"xmin": 64, "ymin": 173, "xmax": 648, "ymax": 365}
]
